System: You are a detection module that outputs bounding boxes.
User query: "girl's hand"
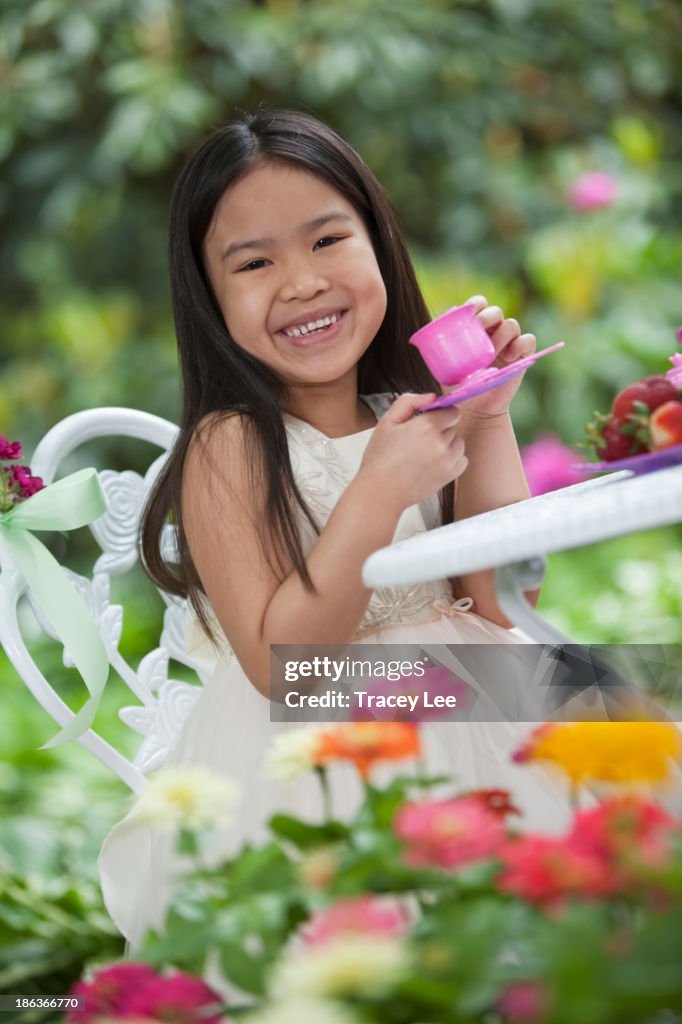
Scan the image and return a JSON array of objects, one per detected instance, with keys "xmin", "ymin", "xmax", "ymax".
[
  {"xmin": 450, "ymin": 294, "xmax": 536, "ymax": 420},
  {"xmin": 357, "ymin": 392, "xmax": 468, "ymax": 515}
]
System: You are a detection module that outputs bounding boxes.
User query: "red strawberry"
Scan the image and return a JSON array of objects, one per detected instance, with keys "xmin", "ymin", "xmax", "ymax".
[
  {"xmin": 583, "ymin": 411, "xmax": 647, "ymax": 461},
  {"xmin": 648, "ymin": 400, "xmax": 682, "ymax": 450},
  {"xmin": 611, "ymin": 375, "xmax": 678, "ymax": 419},
  {"xmin": 599, "ymin": 414, "xmax": 647, "ymax": 461}
]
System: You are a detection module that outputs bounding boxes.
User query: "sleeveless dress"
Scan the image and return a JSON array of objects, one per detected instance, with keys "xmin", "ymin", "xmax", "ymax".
[{"xmin": 98, "ymin": 395, "xmax": 574, "ymax": 948}]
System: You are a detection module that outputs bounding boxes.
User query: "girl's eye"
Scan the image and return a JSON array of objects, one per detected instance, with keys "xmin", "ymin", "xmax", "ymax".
[
  {"xmin": 314, "ymin": 236, "xmax": 342, "ymax": 250},
  {"xmin": 238, "ymin": 258, "xmax": 270, "ymax": 272}
]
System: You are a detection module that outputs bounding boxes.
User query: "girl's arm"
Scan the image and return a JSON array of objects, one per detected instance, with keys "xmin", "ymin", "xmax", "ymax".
[
  {"xmin": 450, "ymin": 408, "xmax": 539, "ymax": 626},
  {"xmin": 444, "ymin": 295, "xmax": 541, "ymax": 626},
  {"xmin": 182, "ymin": 395, "xmax": 466, "ymax": 696}
]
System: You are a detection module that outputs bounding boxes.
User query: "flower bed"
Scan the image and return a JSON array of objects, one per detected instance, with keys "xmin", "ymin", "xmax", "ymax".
[{"xmin": 70, "ymin": 722, "xmax": 682, "ymax": 1024}]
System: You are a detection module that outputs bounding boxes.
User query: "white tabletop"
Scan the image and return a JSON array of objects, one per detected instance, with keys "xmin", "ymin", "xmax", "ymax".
[{"xmin": 363, "ymin": 465, "xmax": 682, "ymax": 588}]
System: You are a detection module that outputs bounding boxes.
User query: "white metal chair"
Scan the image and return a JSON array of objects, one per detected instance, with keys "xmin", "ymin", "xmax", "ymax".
[{"xmin": 0, "ymin": 408, "xmax": 211, "ymax": 794}]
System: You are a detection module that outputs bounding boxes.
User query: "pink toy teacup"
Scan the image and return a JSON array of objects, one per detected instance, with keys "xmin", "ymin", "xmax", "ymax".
[{"xmin": 409, "ymin": 303, "xmax": 495, "ymax": 386}]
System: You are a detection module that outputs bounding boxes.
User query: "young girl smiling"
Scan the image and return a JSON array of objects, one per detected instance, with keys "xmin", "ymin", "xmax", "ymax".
[{"xmin": 99, "ymin": 109, "xmax": 570, "ymax": 947}]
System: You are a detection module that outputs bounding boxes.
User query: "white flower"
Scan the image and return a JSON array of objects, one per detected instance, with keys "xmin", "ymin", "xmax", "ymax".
[
  {"xmin": 271, "ymin": 936, "xmax": 409, "ymax": 1000},
  {"xmin": 263, "ymin": 727, "xmax": 325, "ymax": 781},
  {"xmin": 133, "ymin": 766, "xmax": 239, "ymax": 830},
  {"xmin": 246, "ymin": 997, "xmax": 362, "ymax": 1024}
]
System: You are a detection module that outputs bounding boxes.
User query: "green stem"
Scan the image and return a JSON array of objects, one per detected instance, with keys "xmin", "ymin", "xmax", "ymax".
[
  {"xmin": 315, "ymin": 765, "xmax": 333, "ymax": 820},
  {"xmin": 0, "ymin": 464, "xmax": 11, "ymax": 513}
]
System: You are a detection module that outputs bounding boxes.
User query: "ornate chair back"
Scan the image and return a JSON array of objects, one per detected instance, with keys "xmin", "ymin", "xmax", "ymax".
[{"xmin": 0, "ymin": 408, "xmax": 208, "ymax": 794}]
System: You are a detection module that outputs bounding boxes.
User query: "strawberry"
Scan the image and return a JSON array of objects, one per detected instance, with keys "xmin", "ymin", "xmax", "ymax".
[
  {"xmin": 611, "ymin": 375, "xmax": 678, "ymax": 420},
  {"xmin": 648, "ymin": 400, "xmax": 682, "ymax": 450},
  {"xmin": 583, "ymin": 411, "xmax": 647, "ymax": 461}
]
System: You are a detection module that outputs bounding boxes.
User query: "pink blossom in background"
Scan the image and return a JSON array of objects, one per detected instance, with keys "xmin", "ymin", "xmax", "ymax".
[
  {"xmin": 566, "ymin": 171, "xmax": 617, "ymax": 212},
  {"xmin": 497, "ymin": 980, "xmax": 548, "ymax": 1022},
  {"xmin": 521, "ymin": 434, "xmax": 587, "ymax": 496},
  {"xmin": 301, "ymin": 894, "xmax": 409, "ymax": 946},
  {"xmin": 394, "ymin": 796, "xmax": 506, "ymax": 869},
  {"xmin": 668, "ymin": 352, "xmax": 682, "ymax": 388},
  {"xmin": 675, "ymin": 326, "xmax": 682, "ymax": 346}
]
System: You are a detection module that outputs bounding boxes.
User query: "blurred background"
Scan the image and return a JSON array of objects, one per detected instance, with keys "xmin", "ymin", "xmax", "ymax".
[{"xmin": 1, "ymin": 0, "xmax": 681, "ymax": 1012}]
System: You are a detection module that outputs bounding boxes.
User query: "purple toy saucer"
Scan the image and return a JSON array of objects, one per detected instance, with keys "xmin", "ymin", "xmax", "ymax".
[
  {"xmin": 419, "ymin": 342, "xmax": 565, "ymax": 411},
  {"xmin": 571, "ymin": 442, "xmax": 682, "ymax": 476}
]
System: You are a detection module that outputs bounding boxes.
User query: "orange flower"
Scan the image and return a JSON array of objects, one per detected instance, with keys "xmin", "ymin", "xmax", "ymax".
[
  {"xmin": 513, "ymin": 722, "xmax": 682, "ymax": 786},
  {"xmin": 314, "ymin": 722, "xmax": 421, "ymax": 779}
]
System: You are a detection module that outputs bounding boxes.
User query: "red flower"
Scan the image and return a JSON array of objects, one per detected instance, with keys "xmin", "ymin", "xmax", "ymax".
[
  {"xmin": 121, "ymin": 972, "xmax": 224, "ymax": 1024},
  {"xmin": 67, "ymin": 964, "xmax": 224, "ymax": 1024},
  {"xmin": 67, "ymin": 962, "xmax": 158, "ymax": 1022},
  {"xmin": 466, "ymin": 789, "xmax": 521, "ymax": 819},
  {"xmin": 497, "ymin": 835, "xmax": 614, "ymax": 905},
  {"xmin": 569, "ymin": 796, "xmax": 680, "ymax": 894}
]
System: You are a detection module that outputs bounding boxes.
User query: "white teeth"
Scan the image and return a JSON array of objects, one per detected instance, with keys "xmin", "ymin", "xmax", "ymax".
[{"xmin": 283, "ymin": 312, "xmax": 340, "ymax": 338}]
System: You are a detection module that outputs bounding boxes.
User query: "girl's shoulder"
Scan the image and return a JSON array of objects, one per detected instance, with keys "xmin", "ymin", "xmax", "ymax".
[{"xmin": 183, "ymin": 411, "xmax": 260, "ymax": 497}]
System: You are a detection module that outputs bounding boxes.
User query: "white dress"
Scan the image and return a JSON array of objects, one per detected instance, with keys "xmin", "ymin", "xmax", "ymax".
[{"xmin": 98, "ymin": 395, "xmax": 574, "ymax": 948}]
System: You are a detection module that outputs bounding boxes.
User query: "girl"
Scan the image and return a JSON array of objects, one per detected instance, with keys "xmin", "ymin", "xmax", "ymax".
[{"xmin": 99, "ymin": 108, "xmax": 571, "ymax": 948}]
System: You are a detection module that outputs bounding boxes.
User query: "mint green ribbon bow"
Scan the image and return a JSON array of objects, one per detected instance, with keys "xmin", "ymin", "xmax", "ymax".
[{"xmin": 0, "ymin": 468, "xmax": 109, "ymax": 749}]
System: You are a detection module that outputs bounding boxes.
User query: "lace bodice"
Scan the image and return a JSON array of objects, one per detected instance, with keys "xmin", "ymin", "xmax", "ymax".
[{"xmin": 185, "ymin": 394, "xmax": 455, "ymax": 665}]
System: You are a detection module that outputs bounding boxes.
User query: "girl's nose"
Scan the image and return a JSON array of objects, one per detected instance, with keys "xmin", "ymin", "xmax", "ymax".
[{"xmin": 278, "ymin": 261, "xmax": 330, "ymax": 302}]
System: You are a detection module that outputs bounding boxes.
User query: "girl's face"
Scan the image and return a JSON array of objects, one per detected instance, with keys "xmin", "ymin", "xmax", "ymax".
[{"xmin": 203, "ymin": 162, "xmax": 387, "ymax": 392}]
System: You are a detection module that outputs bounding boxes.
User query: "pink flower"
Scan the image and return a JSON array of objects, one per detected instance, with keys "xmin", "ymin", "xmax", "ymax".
[
  {"xmin": 521, "ymin": 434, "xmax": 587, "ymax": 496},
  {"xmin": 7, "ymin": 464, "xmax": 44, "ymax": 497},
  {"xmin": 666, "ymin": 352, "xmax": 682, "ymax": 388},
  {"xmin": 566, "ymin": 171, "xmax": 618, "ymax": 212},
  {"xmin": 352, "ymin": 664, "xmax": 475, "ymax": 722},
  {"xmin": 394, "ymin": 796, "xmax": 506, "ymax": 869},
  {"xmin": 67, "ymin": 962, "xmax": 158, "ymax": 1022},
  {"xmin": 0, "ymin": 436, "xmax": 22, "ymax": 460},
  {"xmin": 497, "ymin": 980, "xmax": 548, "ymax": 1022},
  {"xmin": 301, "ymin": 894, "xmax": 409, "ymax": 947},
  {"xmin": 497, "ymin": 835, "xmax": 614, "ymax": 905},
  {"xmin": 675, "ymin": 325, "xmax": 682, "ymax": 347},
  {"xmin": 120, "ymin": 972, "xmax": 224, "ymax": 1024}
]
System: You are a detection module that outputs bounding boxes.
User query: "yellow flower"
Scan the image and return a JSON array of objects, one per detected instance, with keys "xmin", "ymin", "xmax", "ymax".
[
  {"xmin": 514, "ymin": 723, "xmax": 682, "ymax": 785},
  {"xmin": 134, "ymin": 766, "xmax": 238, "ymax": 829},
  {"xmin": 297, "ymin": 847, "xmax": 340, "ymax": 891},
  {"xmin": 271, "ymin": 936, "xmax": 409, "ymax": 1000},
  {"xmin": 263, "ymin": 727, "xmax": 327, "ymax": 781}
]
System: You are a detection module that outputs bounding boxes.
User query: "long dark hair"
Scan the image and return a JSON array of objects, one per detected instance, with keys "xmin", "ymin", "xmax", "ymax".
[{"xmin": 140, "ymin": 108, "xmax": 451, "ymax": 640}]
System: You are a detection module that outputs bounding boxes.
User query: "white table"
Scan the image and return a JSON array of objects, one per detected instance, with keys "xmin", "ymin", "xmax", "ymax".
[{"xmin": 363, "ymin": 465, "xmax": 682, "ymax": 646}]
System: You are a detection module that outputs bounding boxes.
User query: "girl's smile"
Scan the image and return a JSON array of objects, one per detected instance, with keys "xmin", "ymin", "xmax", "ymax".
[
  {"xmin": 203, "ymin": 163, "xmax": 387, "ymax": 400},
  {"xmin": 277, "ymin": 308, "xmax": 347, "ymax": 345}
]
